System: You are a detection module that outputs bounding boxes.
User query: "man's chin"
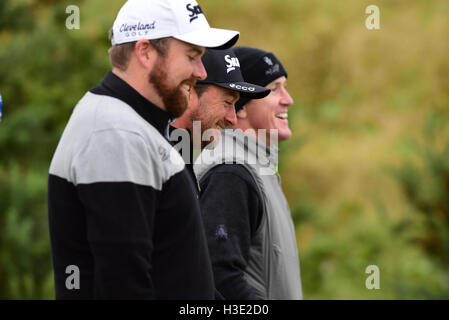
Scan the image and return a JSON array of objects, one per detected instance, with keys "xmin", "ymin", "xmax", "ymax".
[
  {"xmin": 278, "ymin": 129, "xmax": 292, "ymax": 142},
  {"xmin": 167, "ymin": 104, "xmax": 187, "ymax": 118},
  {"xmin": 164, "ymin": 93, "xmax": 189, "ymax": 118},
  {"xmin": 201, "ymin": 127, "xmax": 221, "ymax": 150}
]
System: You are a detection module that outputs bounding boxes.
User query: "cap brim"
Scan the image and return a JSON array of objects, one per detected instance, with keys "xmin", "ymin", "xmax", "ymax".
[
  {"xmin": 202, "ymin": 81, "xmax": 270, "ymax": 99},
  {"xmin": 174, "ymin": 28, "xmax": 239, "ymax": 49}
]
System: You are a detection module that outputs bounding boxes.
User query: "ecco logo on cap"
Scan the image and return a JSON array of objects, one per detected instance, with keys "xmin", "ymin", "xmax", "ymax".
[
  {"xmin": 224, "ymin": 55, "xmax": 240, "ymax": 73},
  {"xmin": 229, "ymin": 83, "xmax": 256, "ymax": 91},
  {"xmin": 186, "ymin": 3, "xmax": 203, "ymax": 22}
]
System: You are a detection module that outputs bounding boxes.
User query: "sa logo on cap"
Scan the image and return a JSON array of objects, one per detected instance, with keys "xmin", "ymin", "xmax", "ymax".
[
  {"xmin": 224, "ymin": 55, "xmax": 240, "ymax": 73},
  {"xmin": 186, "ymin": 3, "xmax": 203, "ymax": 23}
]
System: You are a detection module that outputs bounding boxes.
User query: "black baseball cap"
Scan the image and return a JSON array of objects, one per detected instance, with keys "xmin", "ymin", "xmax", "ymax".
[
  {"xmin": 197, "ymin": 48, "xmax": 270, "ymax": 99},
  {"xmin": 232, "ymin": 46, "xmax": 288, "ymax": 111}
]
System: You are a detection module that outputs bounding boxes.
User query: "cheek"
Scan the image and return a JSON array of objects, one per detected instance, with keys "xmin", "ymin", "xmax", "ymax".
[
  {"xmin": 217, "ymin": 107, "xmax": 228, "ymax": 121},
  {"xmin": 247, "ymin": 112, "xmax": 267, "ymax": 129},
  {"xmin": 207, "ymin": 104, "xmax": 222, "ymax": 120},
  {"xmin": 248, "ymin": 104, "xmax": 273, "ymax": 129},
  {"xmin": 198, "ymin": 105, "xmax": 215, "ymax": 126},
  {"xmin": 167, "ymin": 60, "xmax": 189, "ymax": 82},
  {"xmin": 204, "ymin": 111, "xmax": 216, "ymax": 127}
]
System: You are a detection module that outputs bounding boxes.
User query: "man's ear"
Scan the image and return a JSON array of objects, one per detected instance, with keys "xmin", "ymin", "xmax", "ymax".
[
  {"xmin": 236, "ymin": 107, "xmax": 247, "ymax": 119},
  {"xmin": 134, "ymin": 39, "xmax": 157, "ymax": 69}
]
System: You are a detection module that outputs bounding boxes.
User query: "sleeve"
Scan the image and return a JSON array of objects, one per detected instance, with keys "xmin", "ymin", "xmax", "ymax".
[
  {"xmin": 73, "ymin": 129, "xmax": 160, "ymax": 299},
  {"xmin": 199, "ymin": 164, "xmax": 263, "ymax": 300}
]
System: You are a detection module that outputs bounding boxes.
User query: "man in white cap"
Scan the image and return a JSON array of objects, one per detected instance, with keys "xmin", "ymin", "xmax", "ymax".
[{"xmin": 48, "ymin": 0, "xmax": 239, "ymax": 299}]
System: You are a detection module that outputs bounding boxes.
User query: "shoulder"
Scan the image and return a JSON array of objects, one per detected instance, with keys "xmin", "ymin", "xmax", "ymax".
[
  {"xmin": 84, "ymin": 91, "xmax": 184, "ymax": 168},
  {"xmin": 51, "ymin": 92, "xmax": 184, "ymax": 189}
]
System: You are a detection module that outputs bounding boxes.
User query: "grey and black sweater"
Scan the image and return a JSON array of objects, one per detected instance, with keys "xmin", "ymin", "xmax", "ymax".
[{"xmin": 48, "ymin": 71, "xmax": 215, "ymax": 299}]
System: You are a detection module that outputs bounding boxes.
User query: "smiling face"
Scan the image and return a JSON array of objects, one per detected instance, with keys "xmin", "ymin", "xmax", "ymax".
[
  {"xmin": 190, "ymin": 84, "xmax": 239, "ymax": 148},
  {"xmin": 242, "ymin": 76, "xmax": 293, "ymax": 142},
  {"xmin": 149, "ymin": 38, "xmax": 206, "ymax": 118}
]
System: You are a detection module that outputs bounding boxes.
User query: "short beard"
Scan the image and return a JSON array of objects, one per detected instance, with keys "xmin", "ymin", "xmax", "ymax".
[
  {"xmin": 149, "ymin": 55, "xmax": 189, "ymax": 118},
  {"xmin": 190, "ymin": 104, "xmax": 210, "ymax": 132},
  {"xmin": 190, "ymin": 102, "xmax": 221, "ymax": 149}
]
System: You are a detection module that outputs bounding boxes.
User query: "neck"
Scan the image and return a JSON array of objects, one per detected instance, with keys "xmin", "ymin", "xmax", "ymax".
[
  {"xmin": 233, "ymin": 121, "xmax": 273, "ymax": 146},
  {"xmin": 230, "ymin": 129, "xmax": 279, "ymax": 172},
  {"xmin": 172, "ymin": 108, "xmax": 193, "ymax": 132}
]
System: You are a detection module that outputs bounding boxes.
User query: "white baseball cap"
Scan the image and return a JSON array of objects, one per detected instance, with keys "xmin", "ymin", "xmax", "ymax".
[{"xmin": 111, "ymin": 0, "xmax": 239, "ymax": 49}]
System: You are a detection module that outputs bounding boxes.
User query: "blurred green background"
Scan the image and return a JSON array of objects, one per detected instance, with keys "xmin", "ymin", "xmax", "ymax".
[{"xmin": 1, "ymin": 0, "xmax": 449, "ymax": 299}]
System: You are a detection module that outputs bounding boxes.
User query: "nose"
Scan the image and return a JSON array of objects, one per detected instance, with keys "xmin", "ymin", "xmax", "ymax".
[
  {"xmin": 193, "ymin": 59, "xmax": 207, "ymax": 80},
  {"xmin": 224, "ymin": 107, "xmax": 237, "ymax": 126},
  {"xmin": 280, "ymin": 87, "xmax": 294, "ymax": 106}
]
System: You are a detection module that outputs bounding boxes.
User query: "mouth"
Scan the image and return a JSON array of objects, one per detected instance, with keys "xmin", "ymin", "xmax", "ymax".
[
  {"xmin": 181, "ymin": 83, "xmax": 192, "ymax": 94},
  {"xmin": 275, "ymin": 112, "xmax": 288, "ymax": 120},
  {"xmin": 215, "ymin": 121, "xmax": 227, "ymax": 130}
]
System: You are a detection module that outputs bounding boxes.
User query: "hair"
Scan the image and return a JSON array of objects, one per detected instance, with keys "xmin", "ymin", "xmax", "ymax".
[
  {"xmin": 108, "ymin": 28, "xmax": 170, "ymax": 71},
  {"xmin": 194, "ymin": 83, "xmax": 210, "ymax": 98},
  {"xmin": 194, "ymin": 83, "xmax": 240, "ymax": 100}
]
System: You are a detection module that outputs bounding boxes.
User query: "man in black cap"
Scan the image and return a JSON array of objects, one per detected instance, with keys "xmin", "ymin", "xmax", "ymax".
[
  {"xmin": 171, "ymin": 48, "xmax": 270, "ymax": 192},
  {"xmin": 195, "ymin": 46, "xmax": 303, "ymax": 300}
]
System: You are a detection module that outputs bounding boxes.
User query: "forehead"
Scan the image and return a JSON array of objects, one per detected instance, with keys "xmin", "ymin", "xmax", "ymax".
[
  {"xmin": 266, "ymin": 76, "xmax": 288, "ymax": 87},
  {"xmin": 224, "ymin": 88, "xmax": 240, "ymax": 100},
  {"xmin": 170, "ymin": 38, "xmax": 206, "ymax": 55},
  {"xmin": 207, "ymin": 85, "xmax": 239, "ymax": 99}
]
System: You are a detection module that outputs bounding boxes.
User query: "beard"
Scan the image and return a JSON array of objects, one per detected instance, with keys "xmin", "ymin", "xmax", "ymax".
[
  {"xmin": 190, "ymin": 103, "xmax": 222, "ymax": 149},
  {"xmin": 149, "ymin": 55, "xmax": 192, "ymax": 118}
]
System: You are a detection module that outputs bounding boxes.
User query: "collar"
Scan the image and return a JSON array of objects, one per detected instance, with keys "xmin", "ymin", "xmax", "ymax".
[
  {"xmin": 235, "ymin": 129, "xmax": 279, "ymax": 169},
  {"xmin": 224, "ymin": 128, "xmax": 279, "ymax": 174},
  {"xmin": 90, "ymin": 71, "xmax": 173, "ymax": 137}
]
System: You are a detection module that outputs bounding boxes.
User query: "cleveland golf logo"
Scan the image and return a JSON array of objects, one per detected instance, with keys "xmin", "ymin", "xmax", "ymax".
[
  {"xmin": 224, "ymin": 55, "xmax": 240, "ymax": 73},
  {"xmin": 186, "ymin": 3, "xmax": 203, "ymax": 22},
  {"xmin": 119, "ymin": 21, "xmax": 156, "ymax": 32},
  {"xmin": 119, "ymin": 21, "xmax": 156, "ymax": 39}
]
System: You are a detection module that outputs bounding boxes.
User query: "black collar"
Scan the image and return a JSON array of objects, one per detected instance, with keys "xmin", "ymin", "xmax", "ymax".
[
  {"xmin": 169, "ymin": 126, "xmax": 200, "ymax": 193},
  {"xmin": 90, "ymin": 71, "xmax": 173, "ymax": 137}
]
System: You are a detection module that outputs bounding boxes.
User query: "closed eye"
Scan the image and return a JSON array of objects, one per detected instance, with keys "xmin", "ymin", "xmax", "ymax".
[
  {"xmin": 187, "ymin": 46, "xmax": 205, "ymax": 62},
  {"xmin": 270, "ymin": 84, "xmax": 281, "ymax": 92}
]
